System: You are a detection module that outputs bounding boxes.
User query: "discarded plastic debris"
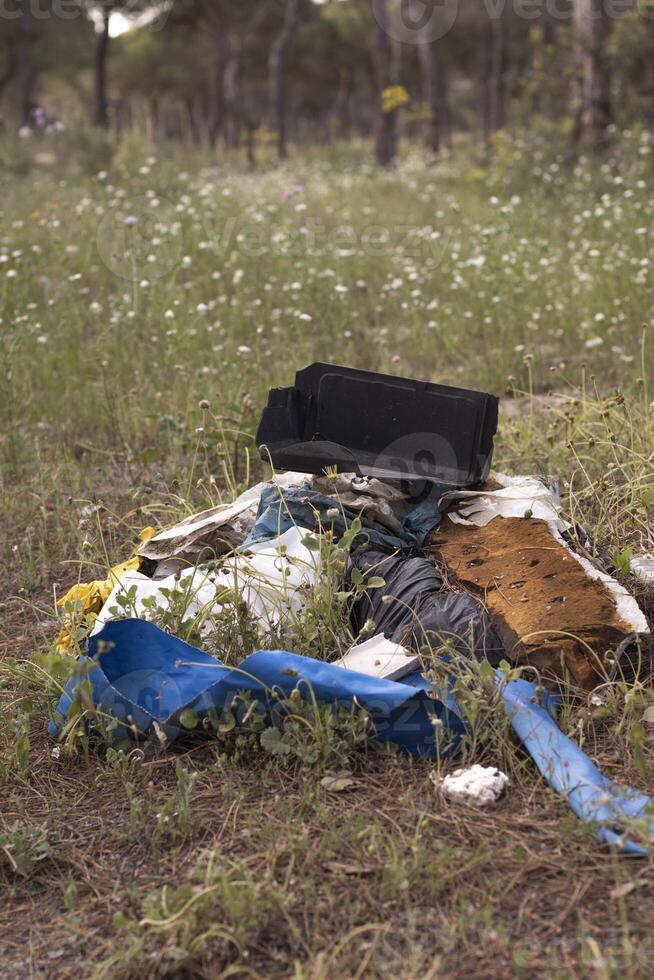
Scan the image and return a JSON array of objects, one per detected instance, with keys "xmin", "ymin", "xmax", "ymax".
[
  {"xmin": 256, "ymin": 362, "xmax": 499, "ymax": 487},
  {"xmin": 429, "ymin": 474, "xmax": 650, "ymax": 690},
  {"xmin": 352, "ymin": 549, "xmax": 503, "ymax": 662},
  {"xmin": 436, "ymin": 765, "xmax": 510, "ymax": 806},
  {"xmin": 631, "ymin": 555, "xmax": 654, "ymax": 583},
  {"xmin": 97, "ymin": 525, "xmax": 321, "ymax": 638},
  {"xmin": 244, "ymin": 483, "xmax": 421, "ymax": 553},
  {"xmin": 50, "ymin": 620, "xmax": 654, "ymax": 853},
  {"xmin": 136, "ymin": 472, "xmax": 307, "ymax": 563},
  {"xmin": 55, "ymin": 527, "xmax": 155, "ymax": 655},
  {"xmin": 336, "ymin": 635, "xmax": 419, "ymax": 682},
  {"xmin": 441, "ymin": 473, "xmax": 561, "ymax": 526},
  {"xmin": 47, "ymin": 366, "xmax": 653, "ymax": 855}
]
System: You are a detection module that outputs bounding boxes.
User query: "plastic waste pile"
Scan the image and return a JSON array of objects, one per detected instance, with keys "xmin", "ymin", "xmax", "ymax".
[{"xmin": 51, "ymin": 364, "xmax": 654, "ymax": 854}]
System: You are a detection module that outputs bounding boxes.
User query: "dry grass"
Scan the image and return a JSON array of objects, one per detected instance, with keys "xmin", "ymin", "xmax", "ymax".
[{"xmin": 1, "ymin": 136, "xmax": 654, "ymax": 978}]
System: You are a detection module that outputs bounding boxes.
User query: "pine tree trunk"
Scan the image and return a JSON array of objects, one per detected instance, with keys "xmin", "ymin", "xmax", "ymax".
[
  {"xmin": 489, "ymin": 16, "xmax": 506, "ymax": 133},
  {"xmin": 479, "ymin": 10, "xmax": 506, "ymax": 150},
  {"xmin": 418, "ymin": 38, "xmax": 446, "ymax": 157},
  {"xmin": 93, "ymin": 7, "xmax": 111, "ymax": 128},
  {"xmin": 269, "ymin": 0, "xmax": 300, "ymax": 161},
  {"xmin": 208, "ymin": 31, "xmax": 226, "ymax": 148},
  {"xmin": 575, "ymin": 0, "xmax": 612, "ymax": 147},
  {"xmin": 0, "ymin": 42, "xmax": 15, "ymax": 97},
  {"xmin": 335, "ymin": 66, "xmax": 353, "ymax": 141},
  {"xmin": 16, "ymin": 7, "xmax": 36, "ymax": 125},
  {"xmin": 224, "ymin": 43, "xmax": 242, "ymax": 149},
  {"xmin": 373, "ymin": 0, "xmax": 396, "ymax": 167}
]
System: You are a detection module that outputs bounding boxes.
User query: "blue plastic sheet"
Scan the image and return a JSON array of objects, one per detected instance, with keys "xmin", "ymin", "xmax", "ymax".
[
  {"xmin": 502, "ymin": 678, "xmax": 654, "ymax": 855},
  {"xmin": 49, "ymin": 620, "xmax": 468, "ymax": 757},
  {"xmin": 50, "ymin": 620, "xmax": 654, "ymax": 854}
]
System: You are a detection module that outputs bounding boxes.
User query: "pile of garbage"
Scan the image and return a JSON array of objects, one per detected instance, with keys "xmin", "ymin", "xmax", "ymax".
[{"xmin": 51, "ymin": 364, "xmax": 654, "ymax": 854}]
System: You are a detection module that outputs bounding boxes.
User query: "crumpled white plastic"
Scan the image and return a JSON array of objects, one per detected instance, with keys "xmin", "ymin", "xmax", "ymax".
[
  {"xmin": 442, "ymin": 474, "xmax": 562, "ymax": 528},
  {"xmin": 211, "ymin": 525, "xmax": 321, "ymax": 629},
  {"xmin": 92, "ymin": 526, "xmax": 320, "ymax": 637},
  {"xmin": 631, "ymin": 555, "xmax": 654, "ymax": 583},
  {"xmin": 335, "ymin": 634, "xmax": 418, "ymax": 681},
  {"xmin": 136, "ymin": 471, "xmax": 309, "ymax": 562},
  {"xmin": 437, "ymin": 764, "xmax": 510, "ymax": 806}
]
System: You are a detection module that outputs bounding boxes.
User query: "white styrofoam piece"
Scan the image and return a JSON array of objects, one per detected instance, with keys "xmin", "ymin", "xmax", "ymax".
[{"xmin": 437, "ymin": 764, "xmax": 509, "ymax": 806}]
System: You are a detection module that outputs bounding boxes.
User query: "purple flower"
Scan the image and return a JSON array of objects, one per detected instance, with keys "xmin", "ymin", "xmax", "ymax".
[
  {"xmin": 282, "ymin": 184, "xmax": 304, "ymax": 202},
  {"xmin": 123, "ymin": 215, "xmax": 139, "ymax": 227}
]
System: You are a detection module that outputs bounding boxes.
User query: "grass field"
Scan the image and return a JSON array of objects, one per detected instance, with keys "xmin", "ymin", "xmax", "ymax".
[{"xmin": 1, "ymin": 133, "xmax": 654, "ymax": 978}]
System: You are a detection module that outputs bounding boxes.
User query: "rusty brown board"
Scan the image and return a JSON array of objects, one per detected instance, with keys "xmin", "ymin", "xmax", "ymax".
[{"xmin": 426, "ymin": 516, "xmax": 642, "ymax": 691}]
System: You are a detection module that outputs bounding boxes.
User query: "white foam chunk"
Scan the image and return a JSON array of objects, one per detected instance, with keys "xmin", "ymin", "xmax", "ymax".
[{"xmin": 437, "ymin": 764, "xmax": 510, "ymax": 806}]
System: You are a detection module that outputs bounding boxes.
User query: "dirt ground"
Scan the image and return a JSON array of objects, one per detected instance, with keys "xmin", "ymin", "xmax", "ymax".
[{"xmin": 2, "ymin": 491, "xmax": 654, "ymax": 980}]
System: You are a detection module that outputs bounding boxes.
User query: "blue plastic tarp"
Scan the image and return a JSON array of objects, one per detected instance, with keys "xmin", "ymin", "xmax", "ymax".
[{"xmin": 50, "ymin": 619, "xmax": 654, "ymax": 855}]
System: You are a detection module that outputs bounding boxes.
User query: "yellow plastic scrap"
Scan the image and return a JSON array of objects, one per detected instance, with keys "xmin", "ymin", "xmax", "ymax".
[{"xmin": 55, "ymin": 527, "xmax": 157, "ymax": 655}]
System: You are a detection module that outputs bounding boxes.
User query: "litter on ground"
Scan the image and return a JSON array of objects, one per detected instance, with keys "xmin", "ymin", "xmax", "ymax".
[
  {"xmin": 50, "ymin": 364, "xmax": 654, "ymax": 855},
  {"xmin": 437, "ymin": 765, "xmax": 510, "ymax": 806}
]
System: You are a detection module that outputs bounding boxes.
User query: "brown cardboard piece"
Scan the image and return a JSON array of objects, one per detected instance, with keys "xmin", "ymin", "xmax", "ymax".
[{"xmin": 426, "ymin": 516, "xmax": 642, "ymax": 690}]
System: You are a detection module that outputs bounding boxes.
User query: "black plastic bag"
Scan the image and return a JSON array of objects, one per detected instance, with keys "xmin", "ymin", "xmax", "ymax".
[{"xmin": 351, "ymin": 550, "xmax": 503, "ymax": 663}]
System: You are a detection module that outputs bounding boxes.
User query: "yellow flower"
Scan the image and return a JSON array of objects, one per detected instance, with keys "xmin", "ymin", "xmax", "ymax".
[{"xmin": 382, "ymin": 85, "xmax": 410, "ymax": 114}]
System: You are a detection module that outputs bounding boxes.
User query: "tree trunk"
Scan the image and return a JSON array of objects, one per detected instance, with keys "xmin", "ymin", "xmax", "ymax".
[
  {"xmin": 208, "ymin": 29, "xmax": 226, "ymax": 147},
  {"xmin": 644, "ymin": 60, "xmax": 654, "ymax": 125},
  {"xmin": 224, "ymin": 43, "xmax": 242, "ymax": 149},
  {"xmin": 574, "ymin": 0, "xmax": 612, "ymax": 147},
  {"xmin": 269, "ymin": 0, "xmax": 300, "ymax": 161},
  {"xmin": 372, "ymin": 0, "xmax": 397, "ymax": 167},
  {"xmin": 489, "ymin": 16, "xmax": 506, "ymax": 133},
  {"xmin": 479, "ymin": 10, "xmax": 506, "ymax": 150},
  {"xmin": 335, "ymin": 66, "xmax": 353, "ymax": 141},
  {"xmin": 16, "ymin": 7, "xmax": 36, "ymax": 125},
  {"xmin": 93, "ymin": 6, "xmax": 112, "ymax": 128},
  {"xmin": 418, "ymin": 38, "xmax": 446, "ymax": 157},
  {"xmin": 245, "ymin": 119, "xmax": 257, "ymax": 170},
  {"xmin": 183, "ymin": 96, "xmax": 201, "ymax": 145},
  {"xmin": 0, "ymin": 42, "xmax": 15, "ymax": 97},
  {"xmin": 147, "ymin": 96, "xmax": 160, "ymax": 141}
]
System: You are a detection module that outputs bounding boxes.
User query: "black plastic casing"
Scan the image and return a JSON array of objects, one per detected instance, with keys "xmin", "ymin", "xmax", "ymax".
[{"xmin": 256, "ymin": 362, "xmax": 499, "ymax": 489}]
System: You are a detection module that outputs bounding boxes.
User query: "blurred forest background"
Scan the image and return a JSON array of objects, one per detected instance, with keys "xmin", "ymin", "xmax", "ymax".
[{"xmin": 1, "ymin": 0, "xmax": 654, "ymax": 169}]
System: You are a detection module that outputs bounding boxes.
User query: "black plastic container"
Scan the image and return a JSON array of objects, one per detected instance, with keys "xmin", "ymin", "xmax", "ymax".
[{"xmin": 256, "ymin": 362, "xmax": 498, "ymax": 489}]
